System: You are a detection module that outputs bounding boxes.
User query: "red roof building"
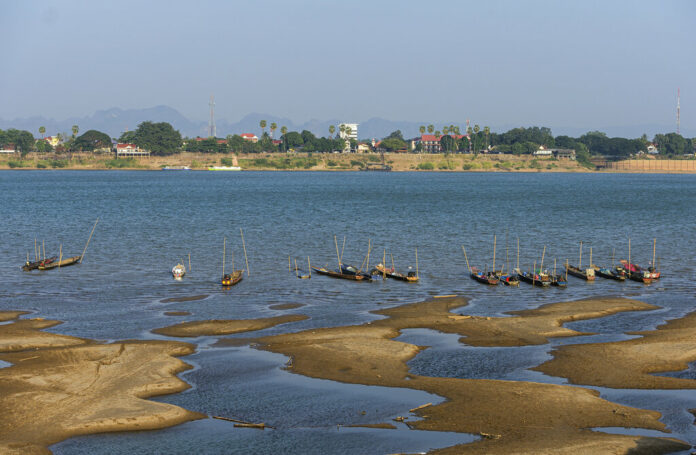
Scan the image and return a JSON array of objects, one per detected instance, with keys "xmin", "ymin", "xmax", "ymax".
[{"xmin": 240, "ymin": 133, "xmax": 258, "ymax": 143}]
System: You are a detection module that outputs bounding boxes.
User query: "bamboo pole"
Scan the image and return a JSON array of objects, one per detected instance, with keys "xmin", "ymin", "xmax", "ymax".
[
  {"xmin": 565, "ymin": 259, "xmax": 568, "ymax": 280},
  {"xmin": 533, "ymin": 261, "xmax": 536, "ymax": 285},
  {"xmin": 516, "ymin": 237, "xmax": 520, "ymax": 271},
  {"xmin": 540, "ymin": 245, "xmax": 546, "ymax": 272},
  {"xmin": 308, "ymin": 256, "xmax": 311, "ymax": 278},
  {"xmin": 612, "ymin": 248, "xmax": 615, "ymax": 268},
  {"xmin": 222, "ymin": 237, "xmax": 226, "ymax": 276},
  {"xmin": 294, "ymin": 259, "xmax": 298, "ymax": 276},
  {"xmin": 492, "ymin": 235, "xmax": 497, "ymax": 276},
  {"xmin": 334, "ymin": 235, "xmax": 341, "ymax": 270},
  {"xmin": 80, "ymin": 218, "xmax": 99, "ymax": 263},
  {"xmin": 58, "ymin": 244, "xmax": 62, "ymax": 269},
  {"xmin": 188, "ymin": 253, "xmax": 191, "ymax": 273},
  {"xmin": 391, "ymin": 253, "xmax": 395, "ymax": 273},
  {"xmin": 340, "ymin": 236, "xmax": 346, "ymax": 263},
  {"xmin": 232, "ymin": 250, "xmax": 235, "ymax": 272},
  {"xmin": 652, "ymin": 238, "xmax": 656, "ymax": 268},
  {"xmin": 42, "ymin": 240, "xmax": 45, "ymax": 261},
  {"xmin": 504, "ymin": 231, "xmax": 509, "ymax": 275},
  {"xmin": 383, "ymin": 249, "xmax": 386, "ymax": 279},
  {"xmin": 578, "ymin": 241, "xmax": 583, "ymax": 269},
  {"xmin": 589, "ymin": 247, "xmax": 593, "ymax": 268},
  {"xmin": 240, "ymin": 228, "xmax": 250, "ymax": 276},
  {"xmin": 366, "ymin": 239, "xmax": 371, "ymax": 271},
  {"xmin": 26, "ymin": 252, "xmax": 29, "ymax": 264},
  {"xmin": 288, "ymin": 256, "xmax": 291, "ymax": 272},
  {"xmin": 628, "ymin": 238, "xmax": 631, "ymax": 272},
  {"xmin": 415, "ymin": 247, "xmax": 419, "ymax": 279},
  {"xmin": 461, "ymin": 246, "xmax": 471, "ymax": 272},
  {"xmin": 553, "ymin": 258, "xmax": 556, "ymax": 276},
  {"xmin": 34, "ymin": 238, "xmax": 38, "ymax": 261}
]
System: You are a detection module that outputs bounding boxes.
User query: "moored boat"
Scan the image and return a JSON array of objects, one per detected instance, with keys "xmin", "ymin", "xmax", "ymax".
[
  {"xmin": 312, "ymin": 266, "xmax": 370, "ymax": 281},
  {"xmin": 38, "ymin": 256, "xmax": 81, "ymax": 270},
  {"xmin": 172, "ymin": 263, "xmax": 186, "ymax": 280},
  {"xmin": 221, "ymin": 269, "xmax": 243, "ymax": 286},
  {"xmin": 208, "ymin": 166, "xmax": 241, "ymax": 171},
  {"xmin": 516, "ymin": 268, "xmax": 552, "ymax": 287},
  {"xmin": 162, "ymin": 166, "xmax": 191, "ymax": 170},
  {"xmin": 592, "ymin": 265, "xmax": 626, "ymax": 281},
  {"xmin": 470, "ymin": 267, "xmax": 499, "ymax": 285},
  {"xmin": 22, "ymin": 256, "xmax": 57, "ymax": 271},
  {"xmin": 565, "ymin": 264, "xmax": 595, "ymax": 281}
]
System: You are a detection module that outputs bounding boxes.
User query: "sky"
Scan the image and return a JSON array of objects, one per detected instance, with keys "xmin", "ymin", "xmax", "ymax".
[{"xmin": 1, "ymin": 0, "xmax": 694, "ymax": 133}]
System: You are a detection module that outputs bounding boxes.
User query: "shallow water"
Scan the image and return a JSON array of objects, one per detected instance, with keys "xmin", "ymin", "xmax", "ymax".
[{"xmin": 0, "ymin": 170, "xmax": 694, "ymax": 453}]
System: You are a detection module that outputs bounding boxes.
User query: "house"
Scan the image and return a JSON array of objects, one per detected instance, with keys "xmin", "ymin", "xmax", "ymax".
[
  {"xmin": 240, "ymin": 133, "xmax": 258, "ymax": 143},
  {"xmin": 646, "ymin": 144, "xmax": 659, "ymax": 155},
  {"xmin": 115, "ymin": 143, "xmax": 150, "ymax": 157},
  {"xmin": 357, "ymin": 143, "xmax": 372, "ymax": 153},
  {"xmin": 0, "ymin": 144, "xmax": 16, "ymax": 154},
  {"xmin": 553, "ymin": 149, "xmax": 576, "ymax": 160},
  {"xmin": 44, "ymin": 136, "xmax": 61, "ymax": 147},
  {"xmin": 411, "ymin": 134, "xmax": 466, "ymax": 153},
  {"xmin": 533, "ymin": 146, "xmax": 553, "ymax": 156}
]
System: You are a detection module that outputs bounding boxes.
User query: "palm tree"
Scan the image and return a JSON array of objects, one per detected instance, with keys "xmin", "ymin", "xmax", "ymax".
[
  {"xmin": 427, "ymin": 124, "xmax": 434, "ymax": 135},
  {"xmin": 339, "ymin": 124, "xmax": 346, "ymax": 138},
  {"xmin": 260, "ymin": 120, "xmax": 267, "ymax": 137},
  {"xmin": 270, "ymin": 122, "xmax": 277, "ymax": 139},
  {"xmin": 466, "ymin": 126, "xmax": 473, "ymax": 154},
  {"xmin": 344, "ymin": 126, "xmax": 353, "ymax": 152},
  {"xmin": 71, "ymin": 125, "xmax": 79, "ymax": 138},
  {"xmin": 419, "ymin": 125, "xmax": 426, "ymax": 136},
  {"xmin": 473, "ymin": 124, "xmax": 480, "ymax": 134},
  {"xmin": 483, "ymin": 126, "xmax": 490, "ymax": 149},
  {"xmin": 329, "ymin": 125, "xmax": 336, "ymax": 138},
  {"xmin": 453, "ymin": 126, "xmax": 460, "ymax": 136},
  {"xmin": 39, "ymin": 126, "xmax": 46, "ymax": 138},
  {"xmin": 442, "ymin": 126, "xmax": 449, "ymax": 136},
  {"xmin": 280, "ymin": 126, "xmax": 288, "ymax": 152},
  {"xmin": 435, "ymin": 130, "xmax": 441, "ymax": 137}
]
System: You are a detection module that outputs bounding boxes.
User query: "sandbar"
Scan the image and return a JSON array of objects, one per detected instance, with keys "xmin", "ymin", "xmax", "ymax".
[
  {"xmin": 251, "ymin": 295, "xmax": 688, "ymax": 454},
  {"xmin": 153, "ymin": 314, "xmax": 309, "ymax": 337},
  {"xmin": 534, "ymin": 311, "xmax": 696, "ymax": 389},
  {"xmin": 160, "ymin": 294, "xmax": 209, "ymax": 303},
  {"xmin": 164, "ymin": 311, "xmax": 191, "ymax": 316},
  {"xmin": 269, "ymin": 303, "xmax": 305, "ymax": 310},
  {"xmin": 0, "ymin": 313, "xmax": 204, "ymax": 454}
]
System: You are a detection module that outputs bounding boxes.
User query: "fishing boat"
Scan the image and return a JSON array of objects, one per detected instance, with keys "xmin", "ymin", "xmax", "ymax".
[
  {"xmin": 592, "ymin": 265, "xmax": 626, "ymax": 281},
  {"xmin": 38, "ymin": 256, "xmax": 82, "ymax": 270},
  {"xmin": 312, "ymin": 266, "xmax": 370, "ymax": 281},
  {"xmin": 516, "ymin": 269, "xmax": 552, "ymax": 287},
  {"xmin": 172, "ymin": 263, "xmax": 186, "ymax": 280},
  {"xmin": 222, "ymin": 270, "xmax": 243, "ymax": 286},
  {"xmin": 162, "ymin": 166, "xmax": 191, "ymax": 170},
  {"xmin": 340, "ymin": 264, "xmax": 372, "ymax": 280},
  {"xmin": 620, "ymin": 261, "xmax": 654, "ymax": 284},
  {"xmin": 22, "ymin": 256, "xmax": 57, "ymax": 271},
  {"xmin": 374, "ymin": 263, "xmax": 419, "ymax": 282},
  {"xmin": 470, "ymin": 267, "xmax": 500, "ymax": 285},
  {"xmin": 548, "ymin": 258, "xmax": 567, "ymax": 287},
  {"xmin": 495, "ymin": 234, "xmax": 519, "ymax": 286},
  {"xmin": 293, "ymin": 257, "xmax": 311, "ymax": 279},
  {"xmin": 566, "ymin": 242, "xmax": 595, "ymax": 281}
]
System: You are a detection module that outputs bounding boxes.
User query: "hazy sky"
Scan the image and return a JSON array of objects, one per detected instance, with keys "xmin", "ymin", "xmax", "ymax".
[{"xmin": 1, "ymin": 0, "xmax": 694, "ymax": 131}]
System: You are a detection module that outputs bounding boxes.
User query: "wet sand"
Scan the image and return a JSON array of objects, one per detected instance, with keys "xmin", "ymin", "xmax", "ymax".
[
  {"xmin": 164, "ymin": 311, "xmax": 191, "ymax": 316},
  {"xmin": 535, "ymin": 311, "xmax": 696, "ymax": 389},
  {"xmin": 0, "ymin": 312, "xmax": 204, "ymax": 454},
  {"xmin": 152, "ymin": 314, "xmax": 309, "ymax": 337},
  {"xmin": 246, "ymin": 296, "xmax": 689, "ymax": 454},
  {"xmin": 160, "ymin": 294, "xmax": 209, "ymax": 303}
]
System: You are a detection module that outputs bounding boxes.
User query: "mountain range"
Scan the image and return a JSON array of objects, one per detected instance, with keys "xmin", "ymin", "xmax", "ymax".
[{"xmin": 0, "ymin": 105, "xmax": 688, "ymax": 140}]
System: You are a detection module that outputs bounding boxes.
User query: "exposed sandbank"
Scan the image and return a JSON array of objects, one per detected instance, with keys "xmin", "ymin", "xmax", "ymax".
[
  {"xmin": 246, "ymin": 296, "xmax": 688, "ymax": 454},
  {"xmin": 152, "ymin": 314, "xmax": 309, "ymax": 337},
  {"xmin": 0, "ymin": 313, "xmax": 204, "ymax": 454},
  {"xmin": 164, "ymin": 311, "xmax": 191, "ymax": 316},
  {"xmin": 534, "ymin": 311, "xmax": 696, "ymax": 389}
]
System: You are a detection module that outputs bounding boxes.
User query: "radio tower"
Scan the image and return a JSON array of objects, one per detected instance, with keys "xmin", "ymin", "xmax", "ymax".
[
  {"xmin": 676, "ymin": 88, "xmax": 680, "ymax": 135},
  {"xmin": 209, "ymin": 95, "xmax": 216, "ymax": 138}
]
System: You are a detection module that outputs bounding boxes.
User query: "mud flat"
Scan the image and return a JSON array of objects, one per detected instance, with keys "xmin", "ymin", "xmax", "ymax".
[
  {"xmin": 152, "ymin": 314, "xmax": 309, "ymax": 337},
  {"xmin": 245, "ymin": 296, "xmax": 689, "ymax": 454},
  {"xmin": 535, "ymin": 311, "xmax": 696, "ymax": 389},
  {"xmin": 160, "ymin": 294, "xmax": 209, "ymax": 303},
  {"xmin": 164, "ymin": 311, "xmax": 191, "ymax": 316},
  {"xmin": 269, "ymin": 303, "xmax": 305, "ymax": 310},
  {"xmin": 0, "ymin": 312, "xmax": 204, "ymax": 455}
]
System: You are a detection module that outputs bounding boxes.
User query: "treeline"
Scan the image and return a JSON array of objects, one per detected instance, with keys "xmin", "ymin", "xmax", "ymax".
[{"xmin": 2, "ymin": 121, "xmax": 694, "ymax": 159}]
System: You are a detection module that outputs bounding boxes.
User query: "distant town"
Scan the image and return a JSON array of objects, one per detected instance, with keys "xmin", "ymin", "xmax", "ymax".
[{"xmin": 1, "ymin": 119, "xmax": 694, "ymax": 171}]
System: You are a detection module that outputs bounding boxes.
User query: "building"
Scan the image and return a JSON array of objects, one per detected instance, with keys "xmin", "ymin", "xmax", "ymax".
[
  {"xmin": 553, "ymin": 149, "xmax": 576, "ymax": 160},
  {"xmin": 339, "ymin": 123, "xmax": 358, "ymax": 152},
  {"xmin": 240, "ymin": 133, "xmax": 258, "ymax": 143},
  {"xmin": 411, "ymin": 134, "xmax": 466, "ymax": 153},
  {"xmin": 44, "ymin": 136, "xmax": 61, "ymax": 147},
  {"xmin": 646, "ymin": 144, "xmax": 659, "ymax": 155},
  {"xmin": 533, "ymin": 146, "xmax": 553, "ymax": 156},
  {"xmin": 0, "ymin": 144, "xmax": 16, "ymax": 154},
  {"xmin": 115, "ymin": 143, "xmax": 150, "ymax": 157}
]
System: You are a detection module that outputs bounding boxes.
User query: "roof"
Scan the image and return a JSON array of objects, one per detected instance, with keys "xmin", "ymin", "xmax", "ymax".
[
  {"xmin": 241, "ymin": 133, "xmax": 257, "ymax": 138},
  {"xmin": 116, "ymin": 143, "xmax": 137, "ymax": 148},
  {"xmin": 420, "ymin": 134, "xmax": 465, "ymax": 142}
]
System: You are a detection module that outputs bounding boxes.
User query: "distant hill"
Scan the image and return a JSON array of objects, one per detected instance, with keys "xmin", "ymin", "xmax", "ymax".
[{"xmin": 0, "ymin": 106, "xmax": 690, "ymax": 140}]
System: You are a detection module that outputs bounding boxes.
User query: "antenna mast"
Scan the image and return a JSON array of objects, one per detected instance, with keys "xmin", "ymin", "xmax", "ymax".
[
  {"xmin": 209, "ymin": 94, "xmax": 216, "ymax": 138},
  {"xmin": 677, "ymin": 88, "xmax": 680, "ymax": 135}
]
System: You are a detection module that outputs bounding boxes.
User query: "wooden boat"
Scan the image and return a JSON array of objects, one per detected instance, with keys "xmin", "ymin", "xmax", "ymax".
[
  {"xmin": 312, "ymin": 266, "xmax": 370, "ymax": 281},
  {"xmin": 22, "ymin": 256, "xmax": 57, "ymax": 271},
  {"xmin": 619, "ymin": 261, "xmax": 654, "ymax": 284},
  {"xmin": 38, "ymin": 256, "xmax": 81, "ymax": 270},
  {"xmin": 340, "ymin": 264, "xmax": 372, "ymax": 280},
  {"xmin": 550, "ymin": 274, "xmax": 567, "ymax": 287},
  {"xmin": 516, "ymin": 268, "xmax": 552, "ymax": 287},
  {"xmin": 374, "ymin": 264, "xmax": 419, "ymax": 282},
  {"xmin": 470, "ymin": 267, "xmax": 499, "ymax": 285},
  {"xmin": 565, "ymin": 264, "xmax": 595, "ymax": 281},
  {"xmin": 592, "ymin": 265, "xmax": 626, "ymax": 281},
  {"xmin": 498, "ymin": 274, "xmax": 520, "ymax": 286},
  {"xmin": 221, "ymin": 270, "xmax": 243, "ymax": 286},
  {"xmin": 294, "ymin": 257, "xmax": 311, "ymax": 279}
]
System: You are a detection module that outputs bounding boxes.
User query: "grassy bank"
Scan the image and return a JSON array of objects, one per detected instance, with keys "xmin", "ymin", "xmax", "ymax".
[{"xmin": 1, "ymin": 152, "xmax": 694, "ymax": 173}]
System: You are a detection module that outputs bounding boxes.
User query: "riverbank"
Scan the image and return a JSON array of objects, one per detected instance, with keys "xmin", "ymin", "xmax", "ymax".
[{"xmin": 2, "ymin": 152, "xmax": 695, "ymax": 173}]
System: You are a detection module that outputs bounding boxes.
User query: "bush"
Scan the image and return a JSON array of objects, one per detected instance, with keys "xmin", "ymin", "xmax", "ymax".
[
  {"xmin": 50, "ymin": 159, "xmax": 69, "ymax": 168},
  {"xmin": 529, "ymin": 159, "xmax": 542, "ymax": 169},
  {"xmin": 350, "ymin": 160, "xmax": 365, "ymax": 168},
  {"xmin": 36, "ymin": 161, "xmax": 48, "ymax": 169},
  {"xmin": 417, "ymin": 162, "xmax": 434, "ymax": 170},
  {"xmin": 220, "ymin": 157, "xmax": 235, "ymax": 166},
  {"xmin": 437, "ymin": 161, "xmax": 455, "ymax": 170},
  {"xmin": 104, "ymin": 158, "xmax": 139, "ymax": 168},
  {"xmin": 462, "ymin": 162, "xmax": 481, "ymax": 170},
  {"xmin": 327, "ymin": 160, "xmax": 338, "ymax": 167},
  {"xmin": 7, "ymin": 160, "xmax": 28, "ymax": 168}
]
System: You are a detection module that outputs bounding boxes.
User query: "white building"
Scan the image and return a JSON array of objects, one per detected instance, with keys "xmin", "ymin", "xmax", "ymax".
[{"xmin": 339, "ymin": 123, "xmax": 358, "ymax": 152}]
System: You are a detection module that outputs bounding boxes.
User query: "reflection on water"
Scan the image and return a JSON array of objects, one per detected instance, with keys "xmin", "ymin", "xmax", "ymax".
[{"xmin": 0, "ymin": 171, "xmax": 694, "ymax": 452}]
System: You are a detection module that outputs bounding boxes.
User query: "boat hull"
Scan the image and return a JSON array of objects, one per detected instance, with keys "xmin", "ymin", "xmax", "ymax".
[
  {"xmin": 312, "ymin": 267, "xmax": 370, "ymax": 281},
  {"xmin": 221, "ymin": 270, "xmax": 243, "ymax": 286}
]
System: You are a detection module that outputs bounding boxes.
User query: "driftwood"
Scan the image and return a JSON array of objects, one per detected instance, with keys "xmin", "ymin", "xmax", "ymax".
[
  {"xmin": 212, "ymin": 415, "xmax": 275, "ymax": 430},
  {"xmin": 409, "ymin": 402, "xmax": 432, "ymax": 413}
]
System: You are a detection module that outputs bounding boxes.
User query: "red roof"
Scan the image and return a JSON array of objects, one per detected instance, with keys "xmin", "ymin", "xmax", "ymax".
[
  {"xmin": 420, "ymin": 134, "xmax": 465, "ymax": 142},
  {"xmin": 116, "ymin": 143, "xmax": 136, "ymax": 148},
  {"xmin": 241, "ymin": 133, "xmax": 257, "ymax": 138}
]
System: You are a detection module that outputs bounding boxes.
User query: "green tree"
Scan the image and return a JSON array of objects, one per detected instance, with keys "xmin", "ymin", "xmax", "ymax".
[
  {"xmin": 419, "ymin": 125, "xmax": 426, "ymax": 135},
  {"xmin": 227, "ymin": 134, "xmax": 245, "ymax": 152},
  {"xmin": 71, "ymin": 125, "xmax": 79, "ymax": 138},
  {"xmin": 329, "ymin": 125, "xmax": 336, "ymax": 138},
  {"xmin": 260, "ymin": 120, "xmax": 267, "ymax": 137},
  {"xmin": 434, "ymin": 130, "xmax": 441, "ymax": 137},
  {"xmin": 440, "ymin": 134, "xmax": 456, "ymax": 152},
  {"xmin": 442, "ymin": 126, "xmax": 449, "ymax": 135},
  {"xmin": 380, "ymin": 137, "xmax": 407, "ymax": 152},
  {"xmin": 285, "ymin": 131, "xmax": 303, "ymax": 148},
  {"xmin": 72, "ymin": 129, "xmax": 112, "ymax": 152},
  {"xmin": 35, "ymin": 140, "xmax": 53, "ymax": 154},
  {"xmin": 270, "ymin": 122, "xmax": 277, "ymax": 139},
  {"xmin": 39, "ymin": 126, "xmax": 46, "ymax": 138},
  {"xmin": 484, "ymin": 126, "xmax": 490, "ymax": 149},
  {"xmin": 131, "ymin": 121, "xmax": 182, "ymax": 156},
  {"xmin": 280, "ymin": 126, "xmax": 288, "ymax": 151},
  {"xmin": 427, "ymin": 124, "xmax": 434, "ymax": 135}
]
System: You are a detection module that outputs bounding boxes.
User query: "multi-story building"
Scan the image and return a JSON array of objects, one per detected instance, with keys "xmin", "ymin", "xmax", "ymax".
[{"xmin": 339, "ymin": 123, "xmax": 358, "ymax": 152}]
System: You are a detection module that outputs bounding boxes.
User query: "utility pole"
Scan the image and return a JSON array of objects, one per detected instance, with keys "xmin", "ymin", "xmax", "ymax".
[
  {"xmin": 677, "ymin": 88, "xmax": 680, "ymax": 135},
  {"xmin": 209, "ymin": 95, "xmax": 216, "ymax": 138}
]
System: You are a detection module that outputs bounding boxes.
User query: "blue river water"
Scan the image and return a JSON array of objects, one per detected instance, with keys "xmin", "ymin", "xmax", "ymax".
[{"xmin": 0, "ymin": 170, "xmax": 694, "ymax": 454}]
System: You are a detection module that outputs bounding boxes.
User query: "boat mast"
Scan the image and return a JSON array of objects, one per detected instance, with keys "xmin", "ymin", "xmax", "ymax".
[
  {"xmin": 240, "ymin": 228, "xmax": 250, "ymax": 276},
  {"xmin": 579, "ymin": 241, "xmax": 583, "ymax": 269},
  {"xmin": 540, "ymin": 245, "xmax": 546, "ymax": 272},
  {"xmin": 462, "ymin": 246, "xmax": 471, "ymax": 273},
  {"xmin": 504, "ymin": 230, "xmax": 509, "ymax": 275},
  {"xmin": 334, "ymin": 235, "xmax": 341, "ymax": 270},
  {"xmin": 589, "ymin": 247, "xmax": 593, "ymax": 268},
  {"xmin": 628, "ymin": 238, "xmax": 631, "ymax": 272},
  {"xmin": 652, "ymin": 238, "xmax": 656, "ymax": 268},
  {"xmin": 415, "ymin": 247, "xmax": 419, "ymax": 279},
  {"xmin": 492, "ymin": 235, "xmax": 497, "ymax": 275},
  {"xmin": 222, "ymin": 237, "xmax": 226, "ymax": 276},
  {"xmin": 612, "ymin": 248, "xmax": 615, "ymax": 268},
  {"xmin": 516, "ymin": 237, "xmax": 520, "ymax": 271}
]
